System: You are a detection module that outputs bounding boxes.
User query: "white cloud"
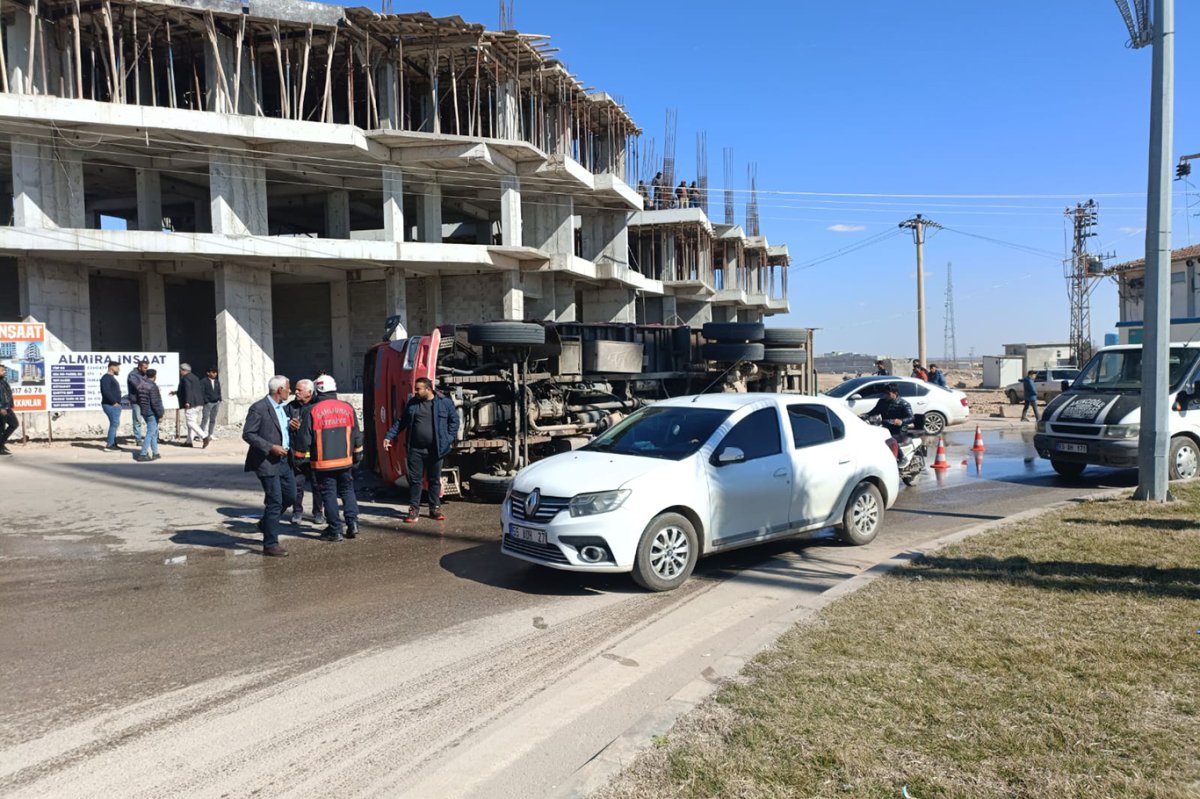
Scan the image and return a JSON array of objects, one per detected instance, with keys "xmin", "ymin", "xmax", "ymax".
[
  {"xmin": 827, "ymin": 223, "xmax": 866, "ymax": 233},
  {"xmin": 1119, "ymin": 226, "xmax": 1145, "ymax": 235}
]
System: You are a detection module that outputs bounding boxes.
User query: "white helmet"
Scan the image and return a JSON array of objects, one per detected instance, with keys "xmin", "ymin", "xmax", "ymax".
[{"xmin": 314, "ymin": 374, "xmax": 337, "ymax": 393}]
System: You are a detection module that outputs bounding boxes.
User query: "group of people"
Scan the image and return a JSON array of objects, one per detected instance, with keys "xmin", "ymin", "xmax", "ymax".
[
  {"xmin": 637, "ymin": 173, "xmax": 703, "ymax": 211},
  {"xmin": 873, "ymin": 359, "xmax": 949, "ymax": 388},
  {"xmin": 103, "ymin": 360, "xmax": 223, "ymax": 460}
]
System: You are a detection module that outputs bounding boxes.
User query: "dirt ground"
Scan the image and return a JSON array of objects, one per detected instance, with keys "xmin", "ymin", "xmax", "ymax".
[{"xmin": 817, "ymin": 367, "xmax": 1021, "ymax": 420}]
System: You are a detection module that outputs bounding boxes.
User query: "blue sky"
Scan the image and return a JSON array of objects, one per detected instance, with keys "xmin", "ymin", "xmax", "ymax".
[{"xmin": 381, "ymin": 1, "xmax": 1198, "ymax": 358}]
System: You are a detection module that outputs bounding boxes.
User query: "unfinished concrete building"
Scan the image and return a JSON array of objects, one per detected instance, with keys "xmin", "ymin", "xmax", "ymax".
[{"xmin": 0, "ymin": 0, "xmax": 790, "ymax": 422}]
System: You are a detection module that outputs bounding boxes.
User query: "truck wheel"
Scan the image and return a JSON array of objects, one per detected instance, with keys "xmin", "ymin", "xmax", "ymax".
[
  {"xmin": 838, "ymin": 482, "xmax": 883, "ymax": 545},
  {"xmin": 701, "ymin": 342, "xmax": 764, "ymax": 362},
  {"xmin": 762, "ymin": 327, "xmax": 809, "ymax": 346},
  {"xmin": 921, "ymin": 411, "xmax": 947, "ymax": 435},
  {"xmin": 1006, "ymin": 389, "xmax": 1020, "ymax": 404},
  {"xmin": 469, "ymin": 472, "xmax": 513, "ymax": 503},
  {"xmin": 1050, "ymin": 460, "xmax": 1086, "ymax": 478},
  {"xmin": 760, "ymin": 347, "xmax": 806, "ymax": 365},
  {"xmin": 701, "ymin": 322, "xmax": 765, "ymax": 342},
  {"xmin": 1169, "ymin": 436, "xmax": 1199, "ymax": 480},
  {"xmin": 467, "ymin": 322, "xmax": 546, "ymax": 347},
  {"xmin": 631, "ymin": 513, "xmax": 698, "ymax": 592}
]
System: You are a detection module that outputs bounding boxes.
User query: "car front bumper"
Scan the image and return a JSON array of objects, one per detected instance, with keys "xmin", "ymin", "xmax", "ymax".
[
  {"xmin": 499, "ymin": 503, "xmax": 642, "ymax": 573},
  {"xmin": 1034, "ymin": 434, "xmax": 1138, "ymax": 468}
]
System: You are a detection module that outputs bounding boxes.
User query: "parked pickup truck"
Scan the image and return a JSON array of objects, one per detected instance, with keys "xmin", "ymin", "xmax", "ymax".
[{"xmin": 1032, "ymin": 343, "xmax": 1200, "ymax": 479}]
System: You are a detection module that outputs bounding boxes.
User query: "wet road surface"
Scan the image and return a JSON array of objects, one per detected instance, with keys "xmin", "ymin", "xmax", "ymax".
[{"xmin": 0, "ymin": 428, "xmax": 1137, "ymax": 797}]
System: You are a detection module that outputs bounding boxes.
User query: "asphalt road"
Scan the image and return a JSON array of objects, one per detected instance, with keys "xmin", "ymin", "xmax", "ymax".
[{"xmin": 0, "ymin": 427, "xmax": 1137, "ymax": 797}]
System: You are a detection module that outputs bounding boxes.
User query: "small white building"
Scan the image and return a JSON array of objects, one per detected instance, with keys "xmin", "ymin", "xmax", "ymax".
[
  {"xmin": 1111, "ymin": 244, "xmax": 1200, "ymax": 344},
  {"xmin": 1002, "ymin": 343, "xmax": 1076, "ymax": 371},
  {"xmin": 982, "ymin": 355, "xmax": 1023, "ymax": 388}
]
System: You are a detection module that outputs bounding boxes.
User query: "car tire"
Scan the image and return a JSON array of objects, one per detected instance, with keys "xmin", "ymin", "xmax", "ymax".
[
  {"xmin": 1006, "ymin": 389, "xmax": 1020, "ymax": 405},
  {"xmin": 467, "ymin": 322, "xmax": 546, "ymax": 347},
  {"xmin": 921, "ymin": 411, "xmax": 947, "ymax": 435},
  {"xmin": 1169, "ymin": 436, "xmax": 1199, "ymax": 480},
  {"xmin": 838, "ymin": 482, "xmax": 883, "ymax": 546},
  {"xmin": 1050, "ymin": 460, "xmax": 1086, "ymax": 478},
  {"xmin": 701, "ymin": 342, "xmax": 765, "ymax": 362},
  {"xmin": 759, "ymin": 347, "xmax": 806, "ymax": 365},
  {"xmin": 762, "ymin": 327, "xmax": 808, "ymax": 346},
  {"xmin": 631, "ymin": 512, "xmax": 699, "ymax": 592},
  {"xmin": 469, "ymin": 472, "xmax": 513, "ymax": 503},
  {"xmin": 701, "ymin": 322, "xmax": 765, "ymax": 342}
]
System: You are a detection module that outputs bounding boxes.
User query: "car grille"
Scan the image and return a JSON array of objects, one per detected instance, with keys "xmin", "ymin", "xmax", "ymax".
[
  {"xmin": 1050, "ymin": 424, "xmax": 1101, "ymax": 436},
  {"xmin": 509, "ymin": 490, "xmax": 571, "ymax": 523},
  {"xmin": 502, "ymin": 535, "xmax": 570, "ymax": 565}
]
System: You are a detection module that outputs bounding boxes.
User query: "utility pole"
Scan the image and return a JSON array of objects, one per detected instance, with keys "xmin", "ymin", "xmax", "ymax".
[
  {"xmin": 899, "ymin": 214, "xmax": 941, "ymax": 366},
  {"xmin": 1063, "ymin": 200, "xmax": 1109, "ymax": 365},
  {"xmin": 944, "ymin": 262, "xmax": 958, "ymax": 366}
]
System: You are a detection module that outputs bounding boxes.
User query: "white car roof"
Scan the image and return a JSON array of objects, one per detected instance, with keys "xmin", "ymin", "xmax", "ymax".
[{"xmin": 656, "ymin": 393, "xmax": 843, "ymax": 411}]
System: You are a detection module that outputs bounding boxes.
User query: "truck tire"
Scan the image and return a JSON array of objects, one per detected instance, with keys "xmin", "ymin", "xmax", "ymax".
[
  {"xmin": 1006, "ymin": 389, "xmax": 1020, "ymax": 405},
  {"xmin": 838, "ymin": 481, "xmax": 883, "ymax": 545},
  {"xmin": 760, "ymin": 347, "xmax": 806, "ymax": 365},
  {"xmin": 1169, "ymin": 436, "xmax": 1199, "ymax": 480},
  {"xmin": 1050, "ymin": 459, "xmax": 1086, "ymax": 478},
  {"xmin": 469, "ymin": 472, "xmax": 513, "ymax": 503},
  {"xmin": 631, "ymin": 512, "xmax": 699, "ymax": 592},
  {"xmin": 467, "ymin": 322, "xmax": 546, "ymax": 347},
  {"xmin": 701, "ymin": 322, "xmax": 764, "ymax": 342},
  {"xmin": 762, "ymin": 327, "xmax": 808, "ymax": 347},
  {"xmin": 701, "ymin": 342, "xmax": 764, "ymax": 362}
]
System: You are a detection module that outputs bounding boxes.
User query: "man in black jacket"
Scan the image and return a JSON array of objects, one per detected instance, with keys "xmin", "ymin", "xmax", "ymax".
[
  {"xmin": 242, "ymin": 375, "xmax": 295, "ymax": 557},
  {"xmin": 286, "ymin": 378, "xmax": 323, "ymax": 526},
  {"xmin": 100, "ymin": 360, "xmax": 123, "ymax": 451},
  {"xmin": 134, "ymin": 369, "xmax": 165, "ymax": 462},
  {"xmin": 126, "ymin": 358, "xmax": 150, "ymax": 446},
  {"xmin": 175, "ymin": 364, "xmax": 207, "ymax": 446},
  {"xmin": 383, "ymin": 377, "xmax": 460, "ymax": 523},
  {"xmin": 0, "ymin": 364, "xmax": 18, "ymax": 456},
  {"xmin": 200, "ymin": 366, "xmax": 222, "ymax": 447}
]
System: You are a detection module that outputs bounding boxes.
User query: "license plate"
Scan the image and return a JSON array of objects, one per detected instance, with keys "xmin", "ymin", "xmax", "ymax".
[
  {"xmin": 1055, "ymin": 442, "xmax": 1087, "ymax": 454},
  {"xmin": 509, "ymin": 523, "xmax": 547, "ymax": 545}
]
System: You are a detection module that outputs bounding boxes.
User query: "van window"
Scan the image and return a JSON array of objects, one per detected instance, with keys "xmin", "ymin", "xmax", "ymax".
[{"xmin": 1076, "ymin": 347, "xmax": 1200, "ymax": 392}]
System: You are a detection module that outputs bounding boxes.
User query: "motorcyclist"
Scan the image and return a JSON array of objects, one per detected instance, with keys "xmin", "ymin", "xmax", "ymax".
[{"xmin": 874, "ymin": 384, "xmax": 914, "ymax": 455}]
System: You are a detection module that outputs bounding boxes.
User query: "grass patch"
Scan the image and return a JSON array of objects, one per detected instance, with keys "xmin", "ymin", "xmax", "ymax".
[{"xmin": 597, "ymin": 486, "xmax": 1200, "ymax": 799}]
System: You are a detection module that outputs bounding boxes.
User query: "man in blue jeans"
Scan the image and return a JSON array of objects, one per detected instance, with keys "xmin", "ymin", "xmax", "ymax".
[
  {"xmin": 383, "ymin": 377, "xmax": 460, "ymax": 523},
  {"xmin": 1020, "ymin": 370, "xmax": 1040, "ymax": 422},
  {"xmin": 135, "ymin": 369, "xmax": 165, "ymax": 461},
  {"xmin": 126, "ymin": 358, "xmax": 150, "ymax": 446},
  {"xmin": 100, "ymin": 360, "xmax": 123, "ymax": 452},
  {"xmin": 243, "ymin": 376, "xmax": 295, "ymax": 557}
]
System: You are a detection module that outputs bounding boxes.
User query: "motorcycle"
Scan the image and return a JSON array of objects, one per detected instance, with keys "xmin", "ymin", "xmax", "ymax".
[{"xmin": 865, "ymin": 414, "xmax": 927, "ymax": 486}]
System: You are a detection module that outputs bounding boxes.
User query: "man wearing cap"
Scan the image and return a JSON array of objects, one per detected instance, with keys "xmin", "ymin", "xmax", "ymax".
[
  {"xmin": 126, "ymin": 358, "xmax": 150, "ymax": 446},
  {"xmin": 174, "ymin": 363, "xmax": 207, "ymax": 446},
  {"xmin": 0, "ymin": 363, "xmax": 17, "ymax": 456},
  {"xmin": 293, "ymin": 375, "xmax": 363, "ymax": 542}
]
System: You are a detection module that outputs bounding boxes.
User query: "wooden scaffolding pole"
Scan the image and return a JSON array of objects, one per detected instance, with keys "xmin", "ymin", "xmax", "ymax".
[
  {"xmin": 296, "ymin": 23, "xmax": 310, "ymax": 121},
  {"xmin": 25, "ymin": 0, "xmax": 38, "ymax": 94},
  {"xmin": 231, "ymin": 14, "xmax": 246, "ymax": 113},
  {"xmin": 0, "ymin": 0, "xmax": 9, "ymax": 93},
  {"xmin": 320, "ymin": 28, "xmax": 335, "ymax": 123},
  {"xmin": 100, "ymin": 1, "xmax": 118, "ymax": 101},
  {"xmin": 270, "ymin": 21, "xmax": 288, "ymax": 118}
]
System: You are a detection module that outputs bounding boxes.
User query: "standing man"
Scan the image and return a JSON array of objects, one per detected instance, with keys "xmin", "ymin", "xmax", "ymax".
[
  {"xmin": 287, "ymin": 378, "xmax": 324, "ymax": 526},
  {"xmin": 1020, "ymin": 370, "xmax": 1040, "ymax": 423},
  {"xmin": 174, "ymin": 364, "xmax": 207, "ymax": 446},
  {"xmin": 910, "ymin": 360, "xmax": 928, "ymax": 381},
  {"xmin": 651, "ymin": 171, "xmax": 664, "ymax": 210},
  {"xmin": 927, "ymin": 364, "xmax": 947, "ymax": 388},
  {"xmin": 200, "ymin": 366, "xmax": 222, "ymax": 447},
  {"xmin": 294, "ymin": 375, "xmax": 362, "ymax": 542},
  {"xmin": 874, "ymin": 360, "xmax": 890, "ymax": 376},
  {"xmin": 134, "ymin": 369, "xmax": 165, "ymax": 462},
  {"xmin": 0, "ymin": 363, "xmax": 18, "ymax": 456},
  {"xmin": 383, "ymin": 377, "xmax": 460, "ymax": 524},
  {"xmin": 243, "ymin": 376, "xmax": 295, "ymax": 557},
  {"xmin": 127, "ymin": 358, "xmax": 150, "ymax": 447},
  {"xmin": 100, "ymin": 360, "xmax": 124, "ymax": 452}
]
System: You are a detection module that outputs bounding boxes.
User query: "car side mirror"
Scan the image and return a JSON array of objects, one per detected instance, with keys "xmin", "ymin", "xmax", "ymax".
[
  {"xmin": 716, "ymin": 447, "xmax": 746, "ymax": 465},
  {"xmin": 848, "ymin": 394, "xmax": 862, "ymax": 402}
]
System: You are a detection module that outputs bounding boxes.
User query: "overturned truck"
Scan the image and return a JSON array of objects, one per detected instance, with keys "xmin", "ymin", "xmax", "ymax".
[{"xmin": 363, "ymin": 319, "xmax": 814, "ymax": 501}]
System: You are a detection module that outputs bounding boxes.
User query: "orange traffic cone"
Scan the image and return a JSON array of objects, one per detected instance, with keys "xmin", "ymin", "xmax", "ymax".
[
  {"xmin": 931, "ymin": 435, "xmax": 950, "ymax": 470},
  {"xmin": 970, "ymin": 425, "xmax": 986, "ymax": 453}
]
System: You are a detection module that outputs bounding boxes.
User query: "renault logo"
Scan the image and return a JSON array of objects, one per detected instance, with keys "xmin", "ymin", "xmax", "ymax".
[{"xmin": 525, "ymin": 489, "xmax": 541, "ymax": 517}]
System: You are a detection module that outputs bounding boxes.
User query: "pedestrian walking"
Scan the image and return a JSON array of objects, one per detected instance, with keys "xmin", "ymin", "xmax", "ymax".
[
  {"xmin": 286, "ymin": 378, "xmax": 324, "ymax": 526},
  {"xmin": 242, "ymin": 375, "xmax": 295, "ymax": 557},
  {"xmin": 383, "ymin": 377, "xmax": 461, "ymax": 523},
  {"xmin": 126, "ymin": 358, "xmax": 150, "ymax": 446},
  {"xmin": 294, "ymin": 375, "xmax": 363, "ymax": 542},
  {"xmin": 100, "ymin": 360, "xmax": 124, "ymax": 451},
  {"xmin": 200, "ymin": 366, "xmax": 222, "ymax": 446},
  {"xmin": 174, "ymin": 364, "xmax": 207, "ymax": 446},
  {"xmin": 134, "ymin": 369, "xmax": 165, "ymax": 462},
  {"xmin": 927, "ymin": 364, "xmax": 947, "ymax": 388},
  {"xmin": 1020, "ymin": 370, "xmax": 1040, "ymax": 422},
  {"xmin": 0, "ymin": 363, "xmax": 18, "ymax": 456}
]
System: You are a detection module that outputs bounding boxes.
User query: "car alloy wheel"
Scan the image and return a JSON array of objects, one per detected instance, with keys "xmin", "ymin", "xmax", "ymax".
[
  {"xmin": 851, "ymin": 492, "xmax": 879, "ymax": 535},
  {"xmin": 922, "ymin": 411, "xmax": 947, "ymax": 435},
  {"xmin": 1169, "ymin": 437, "xmax": 1198, "ymax": 480},
  {"xmin": 650, "ymin": 525, "xmax": 691, "ymax": 580},
  {"xmin": 632, "ymin": 512, "xmax": 699, "ymax": 592},
  {"xmin": 839, "ymin": 482, "xmax": 883, "ymax": 546}
]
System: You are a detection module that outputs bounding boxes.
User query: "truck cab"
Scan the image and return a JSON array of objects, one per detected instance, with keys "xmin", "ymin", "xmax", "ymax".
[{"xmin": 1033, "ymin": 343, "xmax": 1200, "ymax": 479}]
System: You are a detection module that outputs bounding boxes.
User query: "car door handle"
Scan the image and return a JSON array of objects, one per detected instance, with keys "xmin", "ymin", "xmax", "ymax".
[
  {"xmin": 838, "ymin": 459, "xmax": 851, "ymax": 465},
  {"xmin": 773, "ymin": 468, "xmax": 788, "ymax": 478}
]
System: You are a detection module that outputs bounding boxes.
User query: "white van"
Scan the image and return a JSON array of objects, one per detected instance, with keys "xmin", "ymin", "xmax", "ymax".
[{"xmin": 1033, "ymin": 343, "xmax": 1200, "ymax": 479}]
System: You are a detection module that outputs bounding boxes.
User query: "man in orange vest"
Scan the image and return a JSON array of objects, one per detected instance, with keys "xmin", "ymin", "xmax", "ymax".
[{"xmin": 293, "ymin": 374, "xmax": 364, "ymax": 542}]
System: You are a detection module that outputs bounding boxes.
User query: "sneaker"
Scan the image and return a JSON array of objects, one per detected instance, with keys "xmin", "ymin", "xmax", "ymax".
[
  {"xmin": 103, "ymin": 446, "xmax": 119, "ymax": 452},
  {"xmin": 152, "ymin": 454, "xmax": 162, "ymax": 461},
  {"xmin": 313, "ymin": 512, "xmax": 325, "ymax": 526},
  {"xmin": 403, "ymin": 506, "xmax": 420, "ymax": 524},
  {"xmin": 202, "ymin": 437, "xmax": 211, "ymax": 449},
  {"xmin": 134, "ymin": 454, "xmax": 152, "ymax": 462},
  {"xmin": 430, "ymin": 507, "xmax": 446, "ymax": 522},
  {"xmin": 319, "ymin": 527, "xmax": 344, "ymax": 542},
  {"xmin": 345, "ymin": 522, "xmax": 358, "ymax": 539},
  {"xmin": 290, "ymin": 510, "xmax": 302, "ymax": 525}
]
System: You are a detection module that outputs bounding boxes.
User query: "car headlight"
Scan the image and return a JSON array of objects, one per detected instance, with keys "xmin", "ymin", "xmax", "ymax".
[
  {"xmin": 1104, "ymin": 424, "xmax": 1140, "ymax": 439},
  {"xmin": 1036, "ymin": 420, "xmax": 1047, "ymax": 433},
  {"xmin": 569, "ymin": 489, "xmax": 631, "ymax": 517}
]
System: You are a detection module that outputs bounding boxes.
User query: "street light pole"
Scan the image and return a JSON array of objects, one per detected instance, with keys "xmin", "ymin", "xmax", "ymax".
[{"xmin": 900, "ymin": 214, "xmax": 940, "ymax": 367}]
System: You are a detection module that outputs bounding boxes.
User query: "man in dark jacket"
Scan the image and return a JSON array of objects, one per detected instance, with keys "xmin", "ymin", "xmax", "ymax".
[
  {"xmin": 174, "ymin": 364, "xmax": 207, "ymax": 446},
  {"xmin": 286, "ymin": 378, "xmax": 323, "ymax": 526},
  {"xmin": 1020, "ymin": 370, "xmax": 1040, "ymax": 422},
  {"xmin": 875, "ymin": 383, "xmax": 915, "ymax": 442},
  {"xmin": 134, "ymin": 369, "xmax": 165, "ymax": 462},
  {"xmin": 200, "ymin": 366, "xmax": 222, "ymax": 446},
  {"xmin": 293, "ymin": 375, "xmax": 363, "ymax": 542},
  {"xmin": 0, "ymin": 363, "xmax": 17, "ymax": 456},
  {"xmin": 126, "ymin": 358, "xmax": 150, "ymax": 446},
  {"xmin": 243, "ymin": 375, "xmax": 295, "ymax": 557},
  {"xmin": 383, "ymin": 377, "xmax": 460, "ymax": 523},
  {"xmin": 100, "ymin": 360, "xmax": 123, "ymax": 451},
  {"xmin": 927, "ymin": 364, "xmax": 948, "ymax": 388}
]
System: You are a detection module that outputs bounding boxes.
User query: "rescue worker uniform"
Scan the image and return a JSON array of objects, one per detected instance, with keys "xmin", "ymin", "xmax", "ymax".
[
  {"xmin": 286, "ymin": 394, "xmax": 324, "ymax": 524},
  {"xmin": 293, "ymin": 378, "xmax": 363, "ymax": 542}
]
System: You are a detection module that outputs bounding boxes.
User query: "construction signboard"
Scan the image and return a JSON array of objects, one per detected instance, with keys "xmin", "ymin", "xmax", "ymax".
[
  {"xmin": 47, "ymin": 352, "xmax": 180, "ymax": 412},
  {"xmin": 0, "ymin": 322, "xmax": 48, "ymax": 411}
]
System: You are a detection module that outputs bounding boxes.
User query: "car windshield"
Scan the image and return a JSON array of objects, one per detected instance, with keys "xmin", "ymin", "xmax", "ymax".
[
  {"xmin": 583, "ymin": 406, "xmax": 732, "ymax": 461},
  {"xmin": 824, "ymin": 377, "xmax": 879, "ymax": 398},
  {"xmin": 1074, "ymin": 347, "xmax": 1200, "ymax": 393}
]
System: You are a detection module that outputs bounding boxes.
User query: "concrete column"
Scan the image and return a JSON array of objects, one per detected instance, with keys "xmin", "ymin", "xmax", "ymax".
[
  {"xmin": 7, "ymin": 10, "xmax": 31, "ymax": 94},
  {"xmin": 325, "ymin": 190, "xmax": 351, "ymax": 239},
  {"xmin": 17, "ymin": 259, "xmax": 91, "ymax": 350},
  {"xmin": 417, "ymin": 182, "xmax": 443, "ymax": 243},
  {"xmin": 210, "ymin": 154, "xmax": 267, "ymax": 235},
  {"xmin": 496, "ymin": 79, "xmax": 519, "ymax": 140},
  {"xmin": 523, "ymin": 195, "xmax": 574, "ymax": 257},
  {"xmin": 500, "ymin": 175, "xmax": 522, "ymax": 247},
  {"xmin": 581, "ymin": 210, "xmax": 632, "ymax": 268},
  {"xmin": 11, "ymin": 137, "xmax": 85, "ymax": 228},
  {"xmin": 384, "ymin": 267, "xmax": 407, "ymax": 332},
  {"xmin": 424, "ymin": 276, "xmax": 442, "ymax": 326},
  {"xmin": 214, "ymin": 262, "xmax": 274, "ymax": 421},
  {"xmin": 379, "ymin": 63, "xmax": 400, "ymax": 129},
  {"xmin": 580, "ymin": 287, "xmax": 635, "ymax": 324},
  {"xmin": 661, "ymin": 295, "xmax": 680, "ymax": 326},
  {"xmin": 330, "ymin": 277, "xmax": 352, "ymax": 385},
  {"xmin": 382, "ymin": 167, "xmax": 405, "ymax": 243},
  {"xmin": 140, "ymin": 270, "xmax": 168, "ymax": 349},
  {"xmin": 501, "ymin": 273, "xmax": 524, "ymax": 320},
  {"xmin": 136, "ymin": 169, "xmax": 164, "ymax": 232}
]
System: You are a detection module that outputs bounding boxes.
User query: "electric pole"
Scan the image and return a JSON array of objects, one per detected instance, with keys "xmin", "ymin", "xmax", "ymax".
[
  {"xmin": 899, "ymin": 214, "xmax": 941, "ymax": 366},
  {"xmin": 1063, "ymin": 200, "xmax": 1109, "ymax": 364},
  {"xmin": 944, "ymin": 262, "xmax": 958, "ymax": 366}
]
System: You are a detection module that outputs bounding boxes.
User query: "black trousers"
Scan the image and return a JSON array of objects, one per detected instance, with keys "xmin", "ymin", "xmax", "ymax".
[
  {"xmin": 257, "ymin": 468, "xmax": 296, "ymax": 549},
  {"xmin": 292, "ymin": 463, "xmax": 324, "ymax": 515},
  {"xmin": 406, "ymin": 447, "xmax": 443, "ymax": 509},
  {"xmin": 318, "ymin": 469, "xmax": 359, "ymax": 534},
  {"xmin": 0, "ymin": 411, "xmax": 19, "ymax": 447}
]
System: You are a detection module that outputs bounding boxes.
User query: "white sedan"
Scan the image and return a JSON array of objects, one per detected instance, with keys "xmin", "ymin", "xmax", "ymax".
[
  {"xmin": 500, "ymin": 394, "xmax": 899, "ymax": 591},
  {"xmin": 824, "ymin": 376, "xmax": 969, "ymax": 435}
]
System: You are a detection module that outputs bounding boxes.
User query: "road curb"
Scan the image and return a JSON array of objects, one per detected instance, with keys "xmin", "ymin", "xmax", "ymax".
[{"xmin": 554, "ymin": 485, "xmax": 1131, "ymax": 799}]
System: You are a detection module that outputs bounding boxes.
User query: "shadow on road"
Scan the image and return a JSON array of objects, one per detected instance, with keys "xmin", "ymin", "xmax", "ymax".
[
  {"xmin": 1062, "ymin": 516, "xmax": 1198, "ymax": 532},
  {"xmin": 440, "ymin": 544, "xmax": 644, "ymax": 596}
]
